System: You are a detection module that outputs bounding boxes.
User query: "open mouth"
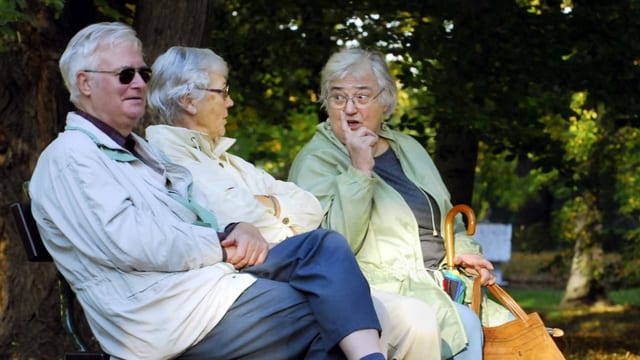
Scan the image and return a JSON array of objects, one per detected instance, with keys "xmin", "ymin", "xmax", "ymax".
[{"xmin": 346, "ymin": 120, "xmax": 360, "ymax": 129}]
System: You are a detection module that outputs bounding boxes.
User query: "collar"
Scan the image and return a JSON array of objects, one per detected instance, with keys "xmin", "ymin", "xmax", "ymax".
[
  {"xmin": 145, "ymin": 125, "xmax": 236, "ymax": 158},
  {"xmin": 75, "ymin": 110, "xmax": 136, "ymax": 151}
]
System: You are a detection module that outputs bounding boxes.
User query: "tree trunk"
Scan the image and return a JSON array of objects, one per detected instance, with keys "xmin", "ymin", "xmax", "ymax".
[
  {"xmin": 133, "ymin": 0, "xmax": 212, "ymax": 133},
  {"xmin": 434, "ymin": 125, "xmax": 478, "ymax": 206},
  {"xmin": 0, "ymin": 4, "xmax": 79, "ymax": 358},
  {"xmin": 135, "ymin": 0, "xmax": 212, "ymax": 64},
  {"xmin": 562, "ymin": 236, "xmax": 610, "ymax": 308},
  {"xmin": 561, "ymin": 195, "xmax": 611, "ymax": 307},
  {"xmin": 0, "ymin": 1, "xmax": 211, "ymax": 358}
]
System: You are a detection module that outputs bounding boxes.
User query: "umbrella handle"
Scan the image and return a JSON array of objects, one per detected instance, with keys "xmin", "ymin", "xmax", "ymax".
[{"xmin": 444, "ymin": 204, "xmax": 477, "ymax": 269}]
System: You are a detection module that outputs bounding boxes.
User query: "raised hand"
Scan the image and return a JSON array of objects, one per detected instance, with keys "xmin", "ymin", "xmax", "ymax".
[{"xmin": 341, "ymin": 112, "xmax": 379, "ymax": 177}]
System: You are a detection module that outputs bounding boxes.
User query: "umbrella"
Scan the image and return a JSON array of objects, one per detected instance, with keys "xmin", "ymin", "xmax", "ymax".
[{"xmin": 443, "ymin": 204, "xmax": 477, "ymax": 303}]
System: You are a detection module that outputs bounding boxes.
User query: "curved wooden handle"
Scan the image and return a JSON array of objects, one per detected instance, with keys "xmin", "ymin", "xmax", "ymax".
[{"xmin": 444, "ymin": 204, "xmax": 477, "ymax": 269}]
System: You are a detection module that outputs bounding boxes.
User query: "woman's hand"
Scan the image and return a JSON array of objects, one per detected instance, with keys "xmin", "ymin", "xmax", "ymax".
[
  {"xmin": 341, "ymin": 112, "xmax": 378, "ymax": 177},
  {"xmin": 454, "ymin": 253, "xmax": 496, "ymax": 286}
]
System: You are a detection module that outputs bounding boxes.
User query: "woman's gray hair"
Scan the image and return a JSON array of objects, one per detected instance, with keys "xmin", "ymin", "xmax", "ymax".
[
  {"xmin": 320, "ymin": 48, "xmax": 397, "ymax": 119},
  {"xmin": 59, "ymin": 22, "xmax": 142, "ymax": 107},
  {"xmin": 147, "ymin": 46, "xmax": 228, "ymax": 124}
]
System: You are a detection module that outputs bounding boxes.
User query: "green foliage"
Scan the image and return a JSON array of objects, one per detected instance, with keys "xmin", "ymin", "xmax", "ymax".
[
  {"xmin": 472, "ymin": 143, "xmax": 559, "ymax": 218},
  {"xmin": 6, "ymin": 0, "xmax": 639, "ymax": 273},
  {"xmin": 0, "ymin": 0, "xmax": 64, "ymax": 50},
  {"xmin": 229, "ymin": 97, "xmax": 320, "ymax": 179},
  {"xmin": 93, "ymin": 0, "xmax": 135, "ymax": 24},
  {"xmin": 207, "ymin": 1, "xmax": 640, "ymax": 285}
]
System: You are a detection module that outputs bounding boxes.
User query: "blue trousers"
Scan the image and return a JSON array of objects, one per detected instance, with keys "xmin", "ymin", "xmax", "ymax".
[
  {"xmin": 451, "ymin": 303, "xmax": 484, "ymax": 360},
  {"xmin": 179, "ymin": 229, "xmax": 381, "ymax": 360}
]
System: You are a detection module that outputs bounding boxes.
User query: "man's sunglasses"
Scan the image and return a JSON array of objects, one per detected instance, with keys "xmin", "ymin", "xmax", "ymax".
[{"xmin": 83, "ymin": 66, "xmax": 152, "ymax": 84}]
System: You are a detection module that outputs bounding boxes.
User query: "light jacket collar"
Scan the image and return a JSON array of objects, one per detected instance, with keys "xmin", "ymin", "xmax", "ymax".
[{"xmin": 146, "ymin": 125, "xmax": 236, "ymax": 158}]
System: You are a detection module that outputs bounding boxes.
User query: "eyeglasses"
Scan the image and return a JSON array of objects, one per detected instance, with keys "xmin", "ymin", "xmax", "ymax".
[
  {"xmin": 328, "ymin": 87, "xmax": 385, "ymax": 109},
  {"xmin": 83, "ymin": 66, "xmax": 152, "ymax": 84},
  {"xmin": 196, "ymin": 84, "xmax": 230, "ymax": 99}
]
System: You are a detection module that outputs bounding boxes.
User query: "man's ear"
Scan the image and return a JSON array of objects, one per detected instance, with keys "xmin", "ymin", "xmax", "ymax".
[
  {"xmin": 179, "ymin": 96, "xmax": 197, "ymax": 115},
  {"xmin": 77, "ymin": 72, "xmax": 92, "ymax": 96}
]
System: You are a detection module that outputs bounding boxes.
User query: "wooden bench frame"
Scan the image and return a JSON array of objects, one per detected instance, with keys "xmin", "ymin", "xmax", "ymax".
[{"xmin": 10, "ymin": 202, "xmax": 109, "ymax": 360}]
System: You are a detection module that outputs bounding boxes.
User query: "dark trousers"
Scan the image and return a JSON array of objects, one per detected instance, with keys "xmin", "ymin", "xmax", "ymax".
[{"xmin": 179, "ymin": 229, "xmax": 380, "ymax": 360}]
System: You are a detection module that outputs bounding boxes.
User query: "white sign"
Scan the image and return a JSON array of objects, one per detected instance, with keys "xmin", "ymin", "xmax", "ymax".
[{"xmin": 473, "ymin": 223, "xmax": 512, "ymax": 262}]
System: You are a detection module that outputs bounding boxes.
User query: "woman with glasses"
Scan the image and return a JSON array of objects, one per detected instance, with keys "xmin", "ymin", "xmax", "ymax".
[
  {"xmin": 145, "ymin": 46, "xmax": 389, "ymax": 360},
  {"xmin": 146, "ymin": 46, "xmax": 443, "ymax": 360},
  {"xmin": 146, "ymin": 46, "xmax": 325, "ymax": 254},
  {"xmin": 289, "ymin": 48, "xmax": 513, "ymax": 360}
]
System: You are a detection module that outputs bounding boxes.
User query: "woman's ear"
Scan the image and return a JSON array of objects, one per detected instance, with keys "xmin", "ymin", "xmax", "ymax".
[{"xmin": 179, "ymin": 96, "xmax": 197, "ymax": 115}]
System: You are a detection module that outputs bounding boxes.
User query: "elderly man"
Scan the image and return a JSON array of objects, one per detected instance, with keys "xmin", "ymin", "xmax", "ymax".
[{"xmin": 28, "ymin": 22, "xmax": 384, "ymax": 360}]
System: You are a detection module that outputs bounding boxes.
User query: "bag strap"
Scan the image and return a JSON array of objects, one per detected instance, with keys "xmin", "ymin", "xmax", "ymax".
[
  {"xmin": 471, "ymin": 276, "xmax": 482, "ymax": 315},
  {"xmin": 471, "ymin": 277, "xmax": 528, "ymax": 320}
]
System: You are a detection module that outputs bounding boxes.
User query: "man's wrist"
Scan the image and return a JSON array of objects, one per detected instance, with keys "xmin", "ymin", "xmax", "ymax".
[{"xmin": 224, "ymin": 222, "xmax": 240, "ymax": 235}]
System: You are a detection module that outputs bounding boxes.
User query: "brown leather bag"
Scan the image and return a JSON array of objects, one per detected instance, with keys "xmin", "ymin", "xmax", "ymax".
[{"xmin": 471, "ymin": 278, "xmax": 566, "ymax": 359}]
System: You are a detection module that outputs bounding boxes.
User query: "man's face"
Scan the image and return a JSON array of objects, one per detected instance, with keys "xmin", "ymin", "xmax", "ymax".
[{"xmin": 79, "ymin": 42, "xmax": 148, "ymax": 136}]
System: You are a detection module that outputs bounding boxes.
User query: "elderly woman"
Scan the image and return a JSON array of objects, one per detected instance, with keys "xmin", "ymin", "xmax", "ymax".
[
  {"xmin": 145, "ymin": 46, "xmax": 386, "ymax": 360},
  {"xmin": 145, "ymin": 46, "xmax": 442, "ymax": 360},
  {"xmin": 289, "ymin": 48, "xmax": 513, "ymax": 360}
]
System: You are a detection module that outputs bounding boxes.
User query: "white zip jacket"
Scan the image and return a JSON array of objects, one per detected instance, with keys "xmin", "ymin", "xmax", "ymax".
[
  {"xmin": 145, "ymin": 124, "xmax": 322, "ymax": 244},
  {"xmin": 29, "ymin": 113, "xmax": 255, "ymax": 360}
]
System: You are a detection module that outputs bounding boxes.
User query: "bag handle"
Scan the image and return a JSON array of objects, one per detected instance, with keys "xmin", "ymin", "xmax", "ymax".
[{"xmin": 471, "ymin": 277, "xmax": 528, "ymax": 320}]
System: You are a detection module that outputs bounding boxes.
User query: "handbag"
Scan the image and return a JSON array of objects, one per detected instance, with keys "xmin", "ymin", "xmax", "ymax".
[
  {"xmin": 444, "ymin": 204, "xmax": 565, "ymax": 359},
  {"xmin": 471, "ymin": 276, "xmax": 566, "ymax": 359}
]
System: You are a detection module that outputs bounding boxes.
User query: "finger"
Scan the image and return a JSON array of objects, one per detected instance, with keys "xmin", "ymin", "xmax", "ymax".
[
  {"xmin": 230, "ymin": 241, "xmax": 247, "ymax": 264},
  {"xmin": 340, "ymin": 111, "xmax": 350, "ymax": 133},
  {"xmin": 220, "ymin": 238, "xmax": 236, "ymax": 247},
  {"xmin": 244, "ymin": 244, "xmax": 260, "ymax": 266},
  {"xmin": 480, "ymin": 268, "xmax": 496, "ymax": 286},
  {"xmin": 254, "ymin": 249, "xmax": 268, "ymax": 266},
  {"xmin": 248, "ymin": 242, "xmax": 268, "ymax": 265}
]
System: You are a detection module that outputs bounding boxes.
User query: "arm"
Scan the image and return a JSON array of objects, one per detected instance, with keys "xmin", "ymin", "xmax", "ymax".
[
  {"xmin": 30, "ymin": 141, "xmax": 224, "ymax": 273},
  {"xmin": 290, "ymin": 141, "xmax": 376, "ymax": 253},
  {"xmin": 251, "ymin": 168, "xmax": 323, "ymax": 235},
  {"xmin": 166, "ymin": 143, "xmax": 321, "ymax": 242}
]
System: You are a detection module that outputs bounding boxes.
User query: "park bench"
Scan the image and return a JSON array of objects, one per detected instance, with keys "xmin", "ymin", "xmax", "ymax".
[{"xmin": 10, "ymin": 201, "xmax": 109, "ymax": 360}]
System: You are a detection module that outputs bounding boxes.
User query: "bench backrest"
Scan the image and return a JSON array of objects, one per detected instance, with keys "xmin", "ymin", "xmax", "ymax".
[
  {"xmin": 9, "ymin": 201, "xmax": 109, "ymax": 358},
  {"xmin": 10, "ymin": 202, "xmax": 53, "ymax": 262}
]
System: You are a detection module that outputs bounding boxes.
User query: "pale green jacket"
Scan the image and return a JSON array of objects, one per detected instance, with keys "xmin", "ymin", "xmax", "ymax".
[{"xmin": 290, "ymin": 121, "xmax": 508, "ymax": 358}]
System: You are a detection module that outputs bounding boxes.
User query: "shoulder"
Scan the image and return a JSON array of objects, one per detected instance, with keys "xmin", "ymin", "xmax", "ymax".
[{"xmin": 40, "ymin": 130, "xmax": 103, "ymax": 167}]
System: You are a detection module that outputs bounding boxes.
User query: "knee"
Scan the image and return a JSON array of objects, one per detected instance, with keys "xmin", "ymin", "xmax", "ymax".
[
  {"xmin": 375, "ymin": 296, "xmax": 441, "ymax": 360},
  {"xmin": 396, "ymin": 298, "xmax": 440, "ymax": 337},
  {"xmin": 377, "ymin": 296, "xmax": 439, "ymax": 338},
  {"xmin": 313, "ymin": 229, "xmax": 351, "ymax": 251},
  {"xmin": 455, "ymin": 303, "xmax": 482, "ymax": 335}
]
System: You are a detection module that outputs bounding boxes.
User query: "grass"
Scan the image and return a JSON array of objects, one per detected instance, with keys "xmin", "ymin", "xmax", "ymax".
[{"xmin": 499, "ymin": 252, "xmax": 640, "ymax": 360}]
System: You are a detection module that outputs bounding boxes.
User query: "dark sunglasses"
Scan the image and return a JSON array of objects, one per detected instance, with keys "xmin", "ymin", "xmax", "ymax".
[{"xmin": 83, "ymin": 66, "xmax": 152, "ymax": 84}]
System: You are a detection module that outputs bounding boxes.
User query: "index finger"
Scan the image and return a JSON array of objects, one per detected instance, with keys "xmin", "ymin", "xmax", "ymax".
[{"xmin": 340, "ymin": 111, "xmax": 351, "ymax": 134}]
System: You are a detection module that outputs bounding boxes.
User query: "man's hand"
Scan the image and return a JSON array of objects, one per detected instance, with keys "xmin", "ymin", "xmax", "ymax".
[
  {"xmin": 220, "ymin": 222, "xmax": 269, "ymax": 269},
  {"xmin": 454, "ymin": 253, "xmax": 496, "ymax": 286}
]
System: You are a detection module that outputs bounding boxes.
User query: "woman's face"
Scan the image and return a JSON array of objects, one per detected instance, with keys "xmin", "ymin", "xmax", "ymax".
[
  {"xmin": 327, "ymin": 71, "xmax": 387, "ymax": 145},
  {"xmin": 185, "ymin": 71, "xmax": 234, "ymax": 139}
]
